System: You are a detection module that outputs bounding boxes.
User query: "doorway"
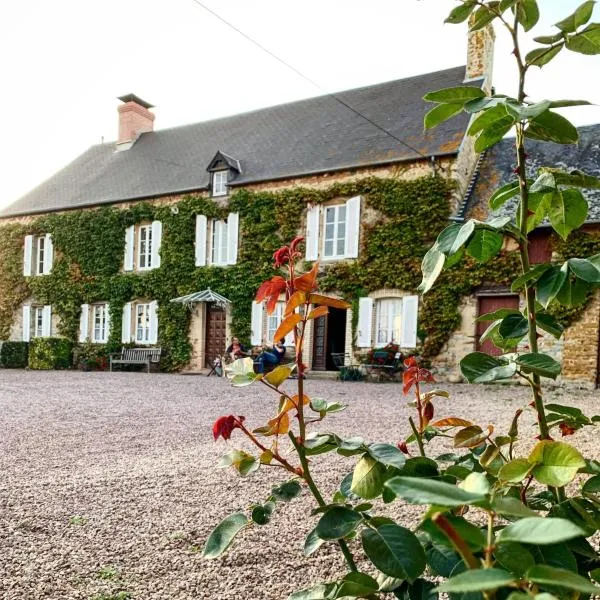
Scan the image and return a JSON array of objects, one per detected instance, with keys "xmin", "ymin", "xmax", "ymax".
[
  {"xmin": 205, "ymin": 303, "xmax": 227, "ymax": 368},
  {"xmin": 312, "ymin": 307, "xmax": 347, "ymax": 371},
  {"xmin": 476, "ymin": 295, "xmax": 520, "ymax": 357}
]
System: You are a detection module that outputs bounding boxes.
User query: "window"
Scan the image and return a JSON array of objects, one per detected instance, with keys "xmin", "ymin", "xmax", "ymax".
[
  {"xmin": 33, "ymin": 306, "xmax": 44, "ymax": 338},
  {"xmin": 135, "ymin": 303, "xmax": 151, "ymax": 343},
  {"xmin": 138, "ymin": 225, "xmax": 153, "ymax": 270},
  {"xmin": 323, "ymin": 205, "xmax": 347, "ymax": 258},
  {"xmin": 267, "ymin": 303, "xmax": 283, "ymax": 342},
  {"xmin": 36, "ymin": 236, "xmax": 46, "ymax": 275},
  {"xmin": 24, "ymin": 234, "xmax": 53, "ymax": 276},
  {"xmin": 92, "ymin": 304, "xmax": 109, "ymax": 343},
  {"xmin": 375, "ymin": 298, "xmax": 403, "ymax": 344},
  {"xmin": 211, "ymin": 219, "xmax": 228, "ymax": 266},
  {"xmin": 212, "ymin": 171, "xmax": 228, "ymax": 197}
]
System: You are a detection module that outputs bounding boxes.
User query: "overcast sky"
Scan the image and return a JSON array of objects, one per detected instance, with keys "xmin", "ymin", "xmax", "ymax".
[{"xmin": 1, "ymin": 0, "xmax": 599, "ymax": 209}]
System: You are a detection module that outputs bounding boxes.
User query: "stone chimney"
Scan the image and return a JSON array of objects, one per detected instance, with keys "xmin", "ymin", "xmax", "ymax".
[
  {"xmin": 465, "ymin": 19, "xmax": 495, "ymax": 94},
  {"xmin": 116, "ymin": 94, "xmax": 155, "ymax": 150}
]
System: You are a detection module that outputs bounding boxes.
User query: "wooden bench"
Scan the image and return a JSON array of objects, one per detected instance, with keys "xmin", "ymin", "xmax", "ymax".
[{"xmin": 109, "ymin": 347, "xmax": 162, "ymax": 373}]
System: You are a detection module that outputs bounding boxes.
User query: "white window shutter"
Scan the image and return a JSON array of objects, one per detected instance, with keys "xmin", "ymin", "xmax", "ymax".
[
  {"xmin": 305, "ymin": 204, "xmax": 320, "ymax": 261},
  {"xmin": 22, "ymin": 306, "xmax": 31, "ymax": 342},
  {"xmin": 79, "ymin": 304, "xmax": 89, "ymax": 343},
  {"xmin": 195, "ymin": 215, "xmax": 207, "ymax": 266},
  {"xmin": 227, "ymin": 212, "xmax": 239, "ymax": 265},
  {"xmin": 23, "ymin": 235, "xmax": 33, "ymax": 276},
  {"xmin": 104, "ymin": 303, "xmax": 111, "ymax": 343},
  {"xmin": 148, "ymin": 301, "xmax": 158, "ymax": 345},
  {"xmin": 345, "ymin": 196, "xmax": 361, "ymax": 258},
  {"xmin": 151, "ymin": 221, "xmax": 162, "ymax": 268},
  {"xmin": 251, "ymin": 301, "xmax": 263, "ymax": 345},
  {"xmin": 121, "ymin": 302, "xmax": 132, "ymax": 343},
  {"xmin": 124, "ymin": 226, "xmax": 134, "ymax": 271},
  {"xmin": 42, "ymin": 305, "xmax": 52, "ymax": 337},
  {"xmin": 400, "ymin": 295, "xmax": 419, "ymax": 349},
  {"xmin": 43, "ymin": 234, "xmax": 54, "ymax": 274},
  {"xmin": 356, "ymin": 297, "xmax": 373, "ymax": 348}
]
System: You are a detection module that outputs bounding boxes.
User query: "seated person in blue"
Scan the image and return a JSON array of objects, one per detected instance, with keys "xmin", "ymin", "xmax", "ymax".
[{"xmin": 255, "ymin": 338, "xmax": 286, "ymax": 373}]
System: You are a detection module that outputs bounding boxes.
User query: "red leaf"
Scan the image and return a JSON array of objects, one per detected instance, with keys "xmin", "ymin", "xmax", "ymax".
[{"xmin": 213, "ymin": 415, "xmax": 245, "ymax": 441}]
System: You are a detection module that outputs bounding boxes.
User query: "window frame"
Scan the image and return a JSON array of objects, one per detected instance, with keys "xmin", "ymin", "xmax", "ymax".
[
  {"xmin": 212, "ymin": 171, "xmax": 228, "ymax": 197},
  {"xmin": 375, "ymin": 298, "xmax": 403, "ymax": 345},
  {"xmin": 135, "ymin": 303, "xmax": 151, "ymax": 344},
  {"xmin": 267, "ymin": 302, "xmax": 284, "ymax": 342},
  {"xmin": 92, "ymin": 303, "xmax": 109, "ymax": 344},
  {"xmin": 35, "ymin": 235, "xmax": 46, "ymax": 275},
  {"xmin": 210, "ymin": 219, "xmax": 228, "ymax": 266},
  {"xmin": 137, "ymin": 224, "xmax": 153, "ymax": 271},
  {"xmin": 32, "ymin": 306, "xmax": 44, "ymax": 338},
  {"xmin": 322, "ymin": 204, "xmax": 347, "ymax": 259}
]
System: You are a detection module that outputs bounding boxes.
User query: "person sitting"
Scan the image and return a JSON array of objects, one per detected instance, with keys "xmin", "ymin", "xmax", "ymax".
[
  {"xmin": 254, "ymin": 338, "xmax": 286, "ymax": 374},
  {"xmin": 226, "ymin": 337, "xmax": 247, "ymax": 362}
]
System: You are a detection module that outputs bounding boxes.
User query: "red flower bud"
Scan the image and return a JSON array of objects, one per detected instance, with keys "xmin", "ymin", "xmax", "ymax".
[
  {"xmin": 559, "ymin": 422, "xmax": 576, "ymax": 436},
  {"xmin": 397, "ymin": 441, "xmax": 409, "ymax": 454},
  {"xmin": 423, "ymin": 402, "xmax": 434, "ymax": 422}
]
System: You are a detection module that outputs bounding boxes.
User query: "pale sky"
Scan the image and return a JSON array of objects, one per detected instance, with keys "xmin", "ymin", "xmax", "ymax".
[{"xmin": 1, "ymin": 0, "xmax": 599, "ymax": 209}]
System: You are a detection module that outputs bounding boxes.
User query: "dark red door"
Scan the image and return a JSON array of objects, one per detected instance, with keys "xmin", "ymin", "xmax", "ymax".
[
  {"xmin": 476, "ymin": 295, "xmax": 520, "ymax": 356},
  {"xmin": 205, "ymin": 304, "xmax": 227, "ymax": 367},
  {"xmin": 312, "ymin": 313, "xmax": 328, "ymax": 371}
]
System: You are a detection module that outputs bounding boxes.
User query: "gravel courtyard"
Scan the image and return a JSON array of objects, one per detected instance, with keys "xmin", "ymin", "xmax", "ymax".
[{"xmin": 1, "ymin": 371, "xmax": 598, "ymax": 600}]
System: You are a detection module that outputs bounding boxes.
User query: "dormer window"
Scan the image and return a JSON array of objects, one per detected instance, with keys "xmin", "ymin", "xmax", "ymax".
[{"xmin": 212, "ymin": 171, "xmax": 228, "ymax": 197}]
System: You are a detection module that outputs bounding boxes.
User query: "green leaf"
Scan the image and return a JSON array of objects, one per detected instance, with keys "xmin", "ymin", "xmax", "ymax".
[
  {"xmin": 495, "ymin": 542, "xmax": 536, "ymax": 576},
  {"xmin": 555, "ymin": 1, "xmax": 596, "ymax": 33},
  {"xmin": 468, "ymin": 105, "xmax": 517, "ymax": 150},
  {"xmin": 251, "ymin": 502, "xmax": 275, "ymax": 525},
  {"xmin": 526, "ymin": 110, "xmax": 579, "ymax": 144},
  {"xmin": 475, "ymin": 120, "xmax": 514, "ymax": 152},
  {"xmin": 315, "ymin": 506, "xmax": 362, "ymax": 540},
  {"xmin": 272, "ymin": 480, "xmax": 302, "ymax": 501},
  {"xmin": 568, "ymin": 257, "xmax": 600, "ymax": 283},
  {"xmin": 424, "ymin": 87, "xmax": 486, "ymax": 104},
  {"xmin": 202, "ymin": 512, "xmax": 249, "ymax": 559},
  {"xmin": 516, "ymin": 353, "xmax": 561, "ymax": 379},
  {"xmin": 368, "ymin": 443, "xmax": 407, "ymax": 469},
  {"xmin": 470, "ymin": 5, "xmax": 500, "ymax": 31},
  {"xmin": 459, "ymin": 472, "xmax": 490, "ymax": 495},
  {"xmin": 384, "ymin": 476, "xmax": 487, "ymax": 507},
  {"xmin": 525, "ymin": 44, "xmax": 564, "ymax": 67},
  {"xmin": 449, "ymin": 220, "xmax": 476, "ymax": 254},
  {"xmin": 424, "ymin": 103, "xmax": 464, "ymax": 130},
  {"xmin": 547, "ymin": 189, "xmax": 588, "ymax": 240},
  {"xmin": 526, "ymin": 565, "xmax": 600, "ymax": 594},
  {"xmin": 556, "ymin": 274, "xmax": 589, "ymax": 307},
  {"xmin": 497, "ymin": 517, "xmax": 586, "ymax": 545},
  {"xmin": 498, "ymin": 314, "xmax": 528, "ymax": 340},
  {"xmin": 512, "ymin": 264, "xmax": 550, "ymax": 292},
  {"xmin": 351, "ymin": 455, "xmax": 386, "ymax": 499},
  {"xmin": 537, "ymin": 266, "xmax": 568, "ymax": 307},
  {"xmin": 361, "ymin": 523, "xmax": 426, "ymax": 579},
  {"xmin": 492, "ymin": 496, "xmax": 538, "ymax": 518},
  {"xmin": 400, "ymin": 457, "xmax": 440, "ymax": 478},
  {"xmin": 336, "ymin": 572, "xmax": 380, "ymax": 598},
  {"xmin": 476, "ymin": 308, "xmax": 520, "ymax": 321},
  {"xmin": 548, "ymin": 168, "xmax": 600, "ymax": 188},
  {"xmin": 529, "ymin": 440, "xmax": 586, "ymax": 487},
  {"xmin": 489, "ymin": 180, "xmax": 520, "ymax": 210},
  {"xmin": 304, "ymin": 526, "xmax": 325, "ymax": 556},
  {"xmin": 498, "ymin": 458, "xmax": 533, "ymax": 483},
  {"xmin": 445, "ymin": 1, "xmax": 476, "ymax": 24},
  {"xmin": 538, "ymin": 543, "xmax": 578, "ymax": 573},
  {"xmin": 289, "ymin": 584, "xmax": 337, "ymax": 600},
  {"xmin": 516, "ymin": 0, "xmax": 540, "ymax": 31},
  {"xmin": 566, "ymin": 23, "xmax": 600, "ymax": 54},
  {"xmin": 426, "ymin": 544, "xmax": 462, "ymax": 577},
  {"xmin": 536, "ymin": 312, "xmax": 564, "ymax": 339},
  {"xmin": 466, "ymin": 229, "xmax": 504, "ymax": 262},
  {"xmin": 436, "ymin": 223, "xmax": 464, "ymax": 253},
  {"xmin": 435, "ymin": 568, "xmax": 515, "ymax": 592},
  {"xmin": 534, "ymin": 32, "xmax": 565, "ymax": 44},
  {"xmin": 418, "ymin": 246, "xmax": 445, "ymax": 294},
  {"xmin": 460, "ymin": 352, "xmax": 516, "ymax": 383},
  {"xmin": 218, "ymin": 449, "xmax": 260, "ymax": 476},
  {"xmin": 454, "ymin": 425, "xmax": 490, "ymax": 449}
]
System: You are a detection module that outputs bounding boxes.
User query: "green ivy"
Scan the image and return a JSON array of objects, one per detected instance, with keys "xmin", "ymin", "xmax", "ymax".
[{"xmin": 1, "ymin": 175, "xmax": 597, "ymax": 370}]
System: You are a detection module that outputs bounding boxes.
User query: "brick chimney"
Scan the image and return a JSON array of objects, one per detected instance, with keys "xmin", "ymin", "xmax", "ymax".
[
  {"xmin": 116, "ymin": 94, "xmax": 155, "ymax": 150},
  {"xmin": 465, "ymin": 20, "xmax": 495, "ymax": 94}
]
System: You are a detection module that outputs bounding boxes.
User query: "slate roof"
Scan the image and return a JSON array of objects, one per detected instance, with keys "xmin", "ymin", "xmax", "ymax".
[
  {"xmin": 465, "ymin": 124, "xmax": 600, "ymax": 224},
  {"xmin": 1, "ymin": 66, "xmax": 477, "ymax": 217}
]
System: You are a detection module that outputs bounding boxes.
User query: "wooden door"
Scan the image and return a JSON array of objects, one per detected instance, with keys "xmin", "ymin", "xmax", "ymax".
[
  {"xmin": 312, "ymin": 313, "xmax": 328, "ymax": 371},
  {"xmin": 476, "ymin": 295, "xmax": 520, "ymax": 357},
  {"xmin": 205, "ymin": 304, "xmax": 227, "ymax": 367}
]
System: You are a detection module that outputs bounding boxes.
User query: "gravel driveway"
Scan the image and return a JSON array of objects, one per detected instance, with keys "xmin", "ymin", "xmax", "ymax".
[{"xmin": 1, "ymin": 371, "xmax": 598, "ymax": 600}]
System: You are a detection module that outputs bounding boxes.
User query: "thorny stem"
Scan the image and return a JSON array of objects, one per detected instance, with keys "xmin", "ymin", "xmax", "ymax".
[
  {"xmin": 409, "ymin": 417, "xmax": 426, "ymax": 457},
  {"xmin": 485, "ymin": 511, "xmax": 495, "ymax": 568},
  {"xmin": 288, "ymin": 432, "xmax": 358, "ymax": 572},
  {"xmin": 433, "ymin": 513, "xmax": 480, "ymax": 570}
]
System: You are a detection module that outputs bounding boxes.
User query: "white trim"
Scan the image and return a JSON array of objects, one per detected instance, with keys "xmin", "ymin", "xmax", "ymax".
[
  {"xmin": 345, "ymin": 196, "xmax": 361, "ymax": 258},
  {"xmin": 79, "ymin": 303, "xmax": 90, "ymax": 343},
  {"xmin": 356, "ymin": 297, "xmax": 373, "ymax": 348},
  {"xmin": 227, "ymin": 212, "xmax": 239, "ymax": 265},
  {"xmin": 124, "ymin": 226, "xmax": 134, "ymax": 271},
  {"xmin": 250, "ymin": 301, "xmax": 263, "ymax": 345},
  {"xmin": 195, "ymin": 215, "xmax": 207, "ymax": 266},
  {"xmin": 122, "ymin": 302, "xmax": 132, "ymax": 343},
  {"xmin": 137, "ymin": 224, "xmax": 153, "ymax": 270},
  {"xmin": 212, "ymin": 171, "xmax": 228, "ymax": 196},
  {"xmin": 92, "ymin": 303, "xmax": 109, "ymax": 344},
  {"xmin": 23, "ymin": 235, "xmax": 33, "ymax": 277},
  {"xmin": 305, "ymin": 204, "xmax": 320, "ymax": 261},
  {"xmin": 400, "ymin": 295, "xmax": 419, "ymax": 349},
  {"xmin": 22, "ymin": 305, "xmax": 31, "ymax": 342},
  {"xmin": 148, "ymin": 301, "xmax": 158, "ymax": 345},
  {"xmin": 322, "ymin": 204, "xmax": 347, "ymax": 259},
  {"xmin": 151, "ymin": 220, "xmax": 162, "ymax": 268},
  {"xmin": 375, "ymin": 298, "xmax": 402, "ymax": 345},
  {"xmin": 43, "ymin": 234, "xmax": 54, "ymax": 274},
  {"xmin": 210, "ymin": 219, "xmax": 228, "ymax": 266},
  {"xmin": 41, "ymin": 305, "xmax": 52, "ymax": 337}
]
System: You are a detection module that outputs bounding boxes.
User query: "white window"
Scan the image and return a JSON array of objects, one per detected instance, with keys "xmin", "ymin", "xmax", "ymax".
[
  {"xmin": 323, "ymin": 205, "xmax": 347, "ymax": 259},
  {"xmin": 212, "ymin": 171, "xmax": 228, "ymax": 196},
  {"xmin": 92, "ymin": 304, "xmax": 109, "ymax": 343},
  {"xmin": 267, "ymin": 303, "xmax": 283, "ymax": 342},
  {"xmin": 24, "ymin": 305, "xmax": 51, "ymax": 340},
  {"xmin": 135, "ymin": 303, "xmax": 151, "ymax": 343},
  {"xmin": 211, "ymin": 219, "xmax": 228, "ymax": 266},
  {"xmin": 24, "ymin": 234, "xmax": 53, "ymax": 276},
  {"xmin": 375, "ymin": 298, "xmax": 403, "ymax": 344},
  {"xmin": 33, "ymin": 306, "xmax": 44, "ymax": 338},
  {"xmin": 138, "ymin": 225, "xmax": 153, "ymax": 270},
  {"xmin": 36, "ymin": 236, "xmax": 46, "ymax": 275}
]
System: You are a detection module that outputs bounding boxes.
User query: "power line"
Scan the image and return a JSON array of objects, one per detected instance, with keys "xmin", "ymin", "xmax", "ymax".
[{"xmin": 188, "ymin": 0, "xmax": 437, "ymax": 165}]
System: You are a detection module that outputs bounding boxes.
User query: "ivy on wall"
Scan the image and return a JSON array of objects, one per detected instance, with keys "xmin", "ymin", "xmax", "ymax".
[{"xmin": 0, "ymin": 174, "xmax": 598, "ymax": 370}]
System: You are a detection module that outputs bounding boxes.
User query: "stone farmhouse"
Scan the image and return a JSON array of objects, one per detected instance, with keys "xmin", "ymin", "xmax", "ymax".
[{"xmin": 0, "ymin": 24, "xmax": 598, "ymax": 387}]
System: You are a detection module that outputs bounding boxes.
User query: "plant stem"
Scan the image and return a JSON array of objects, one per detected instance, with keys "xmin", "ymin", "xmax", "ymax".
[
  {"xmin": 288, "ymin": 432, "xmax": 358, "ymax": 571},
  {"xmin": 485, "ymin": 511, "xmax": 495, "ymax": 568},
  {"xmin": 409, "ymin": 416, "xmax": 425, "ymax": 457},
  {"xmin": 432, "ymin": 513, "xmax": 480, "ymax": 570}
]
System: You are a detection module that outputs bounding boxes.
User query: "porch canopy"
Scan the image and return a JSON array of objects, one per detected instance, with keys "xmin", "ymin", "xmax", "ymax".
[{"xmin": 170, "ymin": 288, "xmax": 231, "ymax": 309}]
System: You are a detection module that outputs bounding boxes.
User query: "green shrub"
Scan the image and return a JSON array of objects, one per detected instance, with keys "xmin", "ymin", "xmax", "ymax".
[
  {"xmin": 0, "ymin": 341, "xmax": 29, "ymax": 368},
  {"xmin": 28, "ymin": 337, "xmax": 73, "ymax": 370},
  {"xmin": 73, "ymin": 342, "xmax": 109, "ymax": 371}
]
